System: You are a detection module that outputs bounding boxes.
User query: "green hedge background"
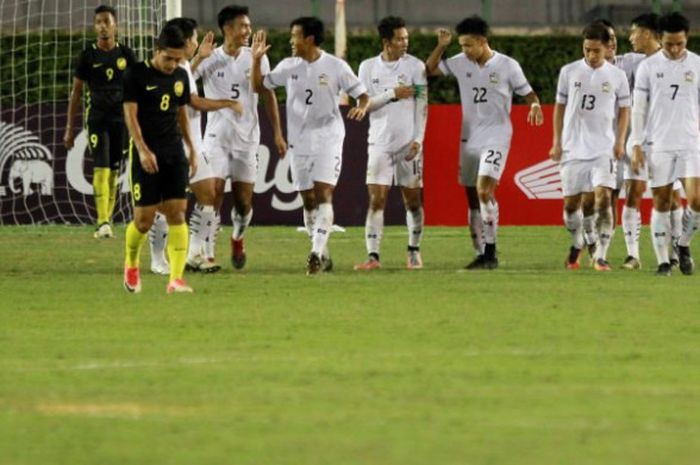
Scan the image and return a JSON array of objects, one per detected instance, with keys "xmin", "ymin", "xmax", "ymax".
[{"xmin": 4, "ymin": 31, "xmax": 699, "ymax": 106}]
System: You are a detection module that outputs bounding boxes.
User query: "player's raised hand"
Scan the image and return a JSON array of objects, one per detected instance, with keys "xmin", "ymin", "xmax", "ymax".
[
  {"xmin": 197, "ymin": 31, "xmax": 217, "ymax": 59},
  {"xmin": 527, "ymin": 104, "xmax": 544, "ymax": 126},
  {"xmin": 405, "ymin": 141, "xmax": 421, "ymax": 161},
  {"xmin": 631, "ymin": 144, "xmax": 645, "ymax": 175},
  {"xmin": 393, "ymin": 85, "xmax": 415, "ymax": 100},
  {"xmin": 251, "ymin": 30, "xmax": 271, "ymax": 59},
  {"xmin": 437, "ymin": 28, "xmax": 452, "ymax": 47},
  {"xmin": 138, "ymin": 145, "xmax": 159, "ymax": 174},
  {"xmin": 548, "ymin": 144, "xmax": 562, "ymax": 162},
  {"xmin": 229, "ymin": 100, "xmax": 243, "ymax": 115}
]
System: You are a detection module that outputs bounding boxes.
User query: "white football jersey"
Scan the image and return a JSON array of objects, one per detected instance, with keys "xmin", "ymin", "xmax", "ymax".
[
  {"xmin": 195, "ymin": 47, "xmax": 270, "ymax": 146},
  {"xmin": 263, "ymin": 51, "xmax": 367, "ymax": 154},
  {"xmin": 439, "ymin": 51, "xmax": 532, "ymax": 150},
  {"xmin": 556, "ymin": 59, "xmax": 631, "ymax": 161},
  {"xmin": 358, "ymin": 53, "xmax": 427, "ymax": 152},
  {"xmin": 614, "ymin": 52, "xmax": 646, "ymax": 90},
  {"xmin": 634, "ymin": 50, "xmax": 700, "ymax": 151},
  {"xmin": 179, "ymin": 60, "xmax": 203, "ymax": 150}
]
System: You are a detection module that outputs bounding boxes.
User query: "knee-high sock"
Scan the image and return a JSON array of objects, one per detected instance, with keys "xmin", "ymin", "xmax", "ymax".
[
  {"xmin": 167, "ymin": 223, "xmax": 188, "ymax": 282},
  {"xmin": 149, "ymin": 212, "xmax": 168, "ymax": 265},
  {"xmin": 468, "ymin": 208, "xmax": 484, "ymax": 255},
  {"xmin": 564, "ymin": 209, "xmax": 584, "ymax": 249},
  {"xmin": 671, "ymin": 206, "xmax": 684, "ymax": 255},
  {"xmin": 188, "ymin": 204, "xmax": 215, "ymax": 261},
  {"xmin": 107, "ymin": 169, "xmax": 120, "ymax": 220},
  {"xmin": 205, "ymin": 212, "xmax": 220, "ymax": 259},
  {"xmin": 312, "ymin": 203, "xmax": 333, "ymax": 256},
  {"xmin": 622, "ymin": 205, "xmax": 641, "ymax": 259},
  {"xmin": 594, "ymin": 206, "xmax": 613, "ymax": 261},
  {"xmin": 651, "ymin": 209, "xmax": 671, "ymax": 265},
  {"xmin": 480, "ymin": 200, "xmax": 499, "ymax": 245},
  {"xmin": 93, "ymin": 167, "xmax": 111, "ymax": 225},
  {"xmin": 303, "ymin": 207, "xmax": 317, "ymax": 240},
  {"xmin": 232, "ymin": 208, "xmax": 253, "ymax": 240},
  {"xmin": 365, "ymin": 209, "xmax": 384, "ymax": 256},
  {"xmin": 407, "ymin": 207, "xmax": 424, "ymax": 248},
  {"xmin": 679, "ymin": 207, "xmax": 700, "ymax": 247},
  {"xmin": 583, "ymin": 214, "xmax": 598, "ymax": 247},
  {"xmin": 125, "ymin": 221, "xmax": 147, "ymax": 268}
]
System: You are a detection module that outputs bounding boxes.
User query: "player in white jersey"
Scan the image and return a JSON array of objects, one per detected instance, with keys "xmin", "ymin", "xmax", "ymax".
[
  {"xmin": 630, "ymin": 12, "xmax": 700, "ymax": 276},
  {"xmin": 426, "ymin": 15, "xmax": 544, "ymax": 270},
  {"xmin": 189, "ymin": 5, "xmax": 286, "ymax": 271},
  {"xmin": 619, "ymin": 13, "xmax": 685, "ymax": 270},
  {"xmin": 147, "ymin": 18, "xmax": 242, "ymax": 276},
  {"xmin": 550, "ymin": 22, "xmax": 630, "ymax": 271},
  {"xmin": 353, "ymin": 16, "xmax": 428, "ymax": 271},
  {"xmin": 251, "ymin": 17, "xmax": 369, "ymax": 274}
]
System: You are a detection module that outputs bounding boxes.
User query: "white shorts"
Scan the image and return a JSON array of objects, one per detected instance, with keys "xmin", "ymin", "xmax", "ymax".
[
  {"xmin": 205, "ymin": 143, "xmax": 258, "ymax": 184},
  {"xmin": 560, "ymin": 157, "xmax": 617, "ymax": 197},
  {"xmin": 648, "ymin": 149, "xmax": 700, "ymax": 188},
  {"xmin": 188, "ymin": 149, "xmax": 215, "ymax": 184},
  {"xmin": 366, "ymin": 145, "xmax": 423, "ymax": 188},
  {"xmin": 290, "ymin": 149, "xmax": 342, "ymax": 191},
  {"xmin": 459, "ymin": 143, "xmax": 510, "ymax": 187}
]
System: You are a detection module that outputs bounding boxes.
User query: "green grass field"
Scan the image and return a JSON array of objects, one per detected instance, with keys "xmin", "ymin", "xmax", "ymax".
[{"xmin": 1, "ymin": 224, "xmax": 699, "ymax": 465}]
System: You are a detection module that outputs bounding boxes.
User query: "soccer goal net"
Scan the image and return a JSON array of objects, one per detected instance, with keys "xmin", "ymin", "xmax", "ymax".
[{"xmin": 0, "ymin": 0, "xmax": 169, "ymax": 225}]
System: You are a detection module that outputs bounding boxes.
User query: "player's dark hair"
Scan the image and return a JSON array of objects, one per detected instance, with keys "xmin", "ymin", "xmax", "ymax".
[
  {"xmin": 157, "ymin": 24, "xmax": 186, "ymax": 49},
  {"xmin": 378, "ymin": 16, "xmax": 406, "ymax": 42},
  {"xmin": 165, "ymin": 17, "xmax": 198, "ymax": 40},
  {"xmin": 582, "ymin": 22, "xmax": 611, "ymax": 44},
  {"xmin": 456, "ymin": 15, "xmax": 489, "ymax": 37},
  {"xmin": 592, "ymin": 18, "xmax": 615, "ymax": 31},
  {"xmin": 659, "ymin": 12, "xmax": 690, "ymax": 34},
  {"xmin": 94, "ymin": 5, "xmax": 116, "ymax": 19},
  {"xmin": 290, "ymin": 17, "xmax": 325, "ymax": 45},
  {"xmin": 217, "ymin": 5, "xmax": 249, "ymax": 33},
  {"xmin": 631, "ymin": 13, "xmax": 660, "ymax": 33}
]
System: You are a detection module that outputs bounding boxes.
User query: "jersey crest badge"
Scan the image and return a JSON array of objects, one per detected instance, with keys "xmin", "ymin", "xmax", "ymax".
[
  {"xmin": 174, "ymin": 81, "xmax": 184, "ymax": 97},
  {"xmin": 685, "ymin": 71, "xmax": 695, "ymax": 83},
  {"xmin": 601, "ymin": 82, "xmax": 611, "ymax": 93},
  {"xmin": 489, "ymin": 72, "xmax": 499, "ymax": 84},
  {"xmin": 245, "ymin": 68, "xmax": 251, "ymax": 80},
  {"xmin": 318, "ymin": 73, "xmax": 329, "ymax": 86},
  {"xmin": 397, "ymin": 74, "xmax": 408, "ymax": 85},
  {"xmin": 117, "ymin": 58, "xmax": 127, "ymax": 70}
]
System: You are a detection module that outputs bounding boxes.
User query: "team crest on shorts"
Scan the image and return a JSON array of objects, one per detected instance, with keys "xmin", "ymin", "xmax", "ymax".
[
  {"xmin": 686, "ymin": 71, "xmax": 695, "ymax": 82},
  {"xmin": 174, "ymin": 81, "xmax": 184, "ymax": 97},
  {"xmin": 601, "ymin": 82, "xmax": 611, "ymax": 93},
  {"xmin": 116, "ymin": 58, "xmax": 127, "ymax": 70},
  {"xmin": 318, "ymin": 73, "xmax": 329, "ymax": 86},
  {"xmin": 489, "ymin": 72, "xmax": 499, "ymax": 84}
]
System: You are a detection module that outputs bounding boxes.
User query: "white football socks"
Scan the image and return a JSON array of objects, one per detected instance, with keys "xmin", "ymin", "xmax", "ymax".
[
  {"xmin": 188, "ymin": 204, "xmax": 215, "ymax": 261},
  {"xmin": 365, "ymin": 209, "xmax": 384, "ymax": 257},
  {"xmin": 468, "ymin": 208, "xmax": 484, "ymax": 256},
  {"xmin": 594, "ymin": 206, "xmax": 613, "ymax": 261},
  {"xmin": 149, "ymin": 212, "xmax": 168, "ymax": 265},
  {"xmin": 480, "ymin": 200, "xmax": 499, "ymax": 246},
  {"xmin": 564, "ymin": 209, "xmax": 584, "ymax": 250},
  {"xmin": 679, "ymin": 207, "xmax": 700, "ymax": 247},
  {"xmin": 651, "ymin": 209, "xmax": 671, "ymax": 265},
  {"xmin": 312, "ymin": 203, "xmax": 333, "ymax": 256},
  {"xmin": 406, "ymin": 207, "xmax": 424, "ymax": 249},
  {"xmin": 232, "ymin": 208, "xmax": 253, "ymax": 241},
  {"xmin": 622, "ymin": 205, "xmax": 641, "ymax": 259}
]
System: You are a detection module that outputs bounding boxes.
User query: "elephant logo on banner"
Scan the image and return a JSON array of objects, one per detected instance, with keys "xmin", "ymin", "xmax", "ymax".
[{"xmin": 0, "ymin": 121, "xmax": 54, "ymax": 197}]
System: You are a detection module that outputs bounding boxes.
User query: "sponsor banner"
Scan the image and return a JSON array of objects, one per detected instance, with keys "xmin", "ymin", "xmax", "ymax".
[{"xmin": 1, "ymin": 103, "xmax": 657, "ymax": 226}]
